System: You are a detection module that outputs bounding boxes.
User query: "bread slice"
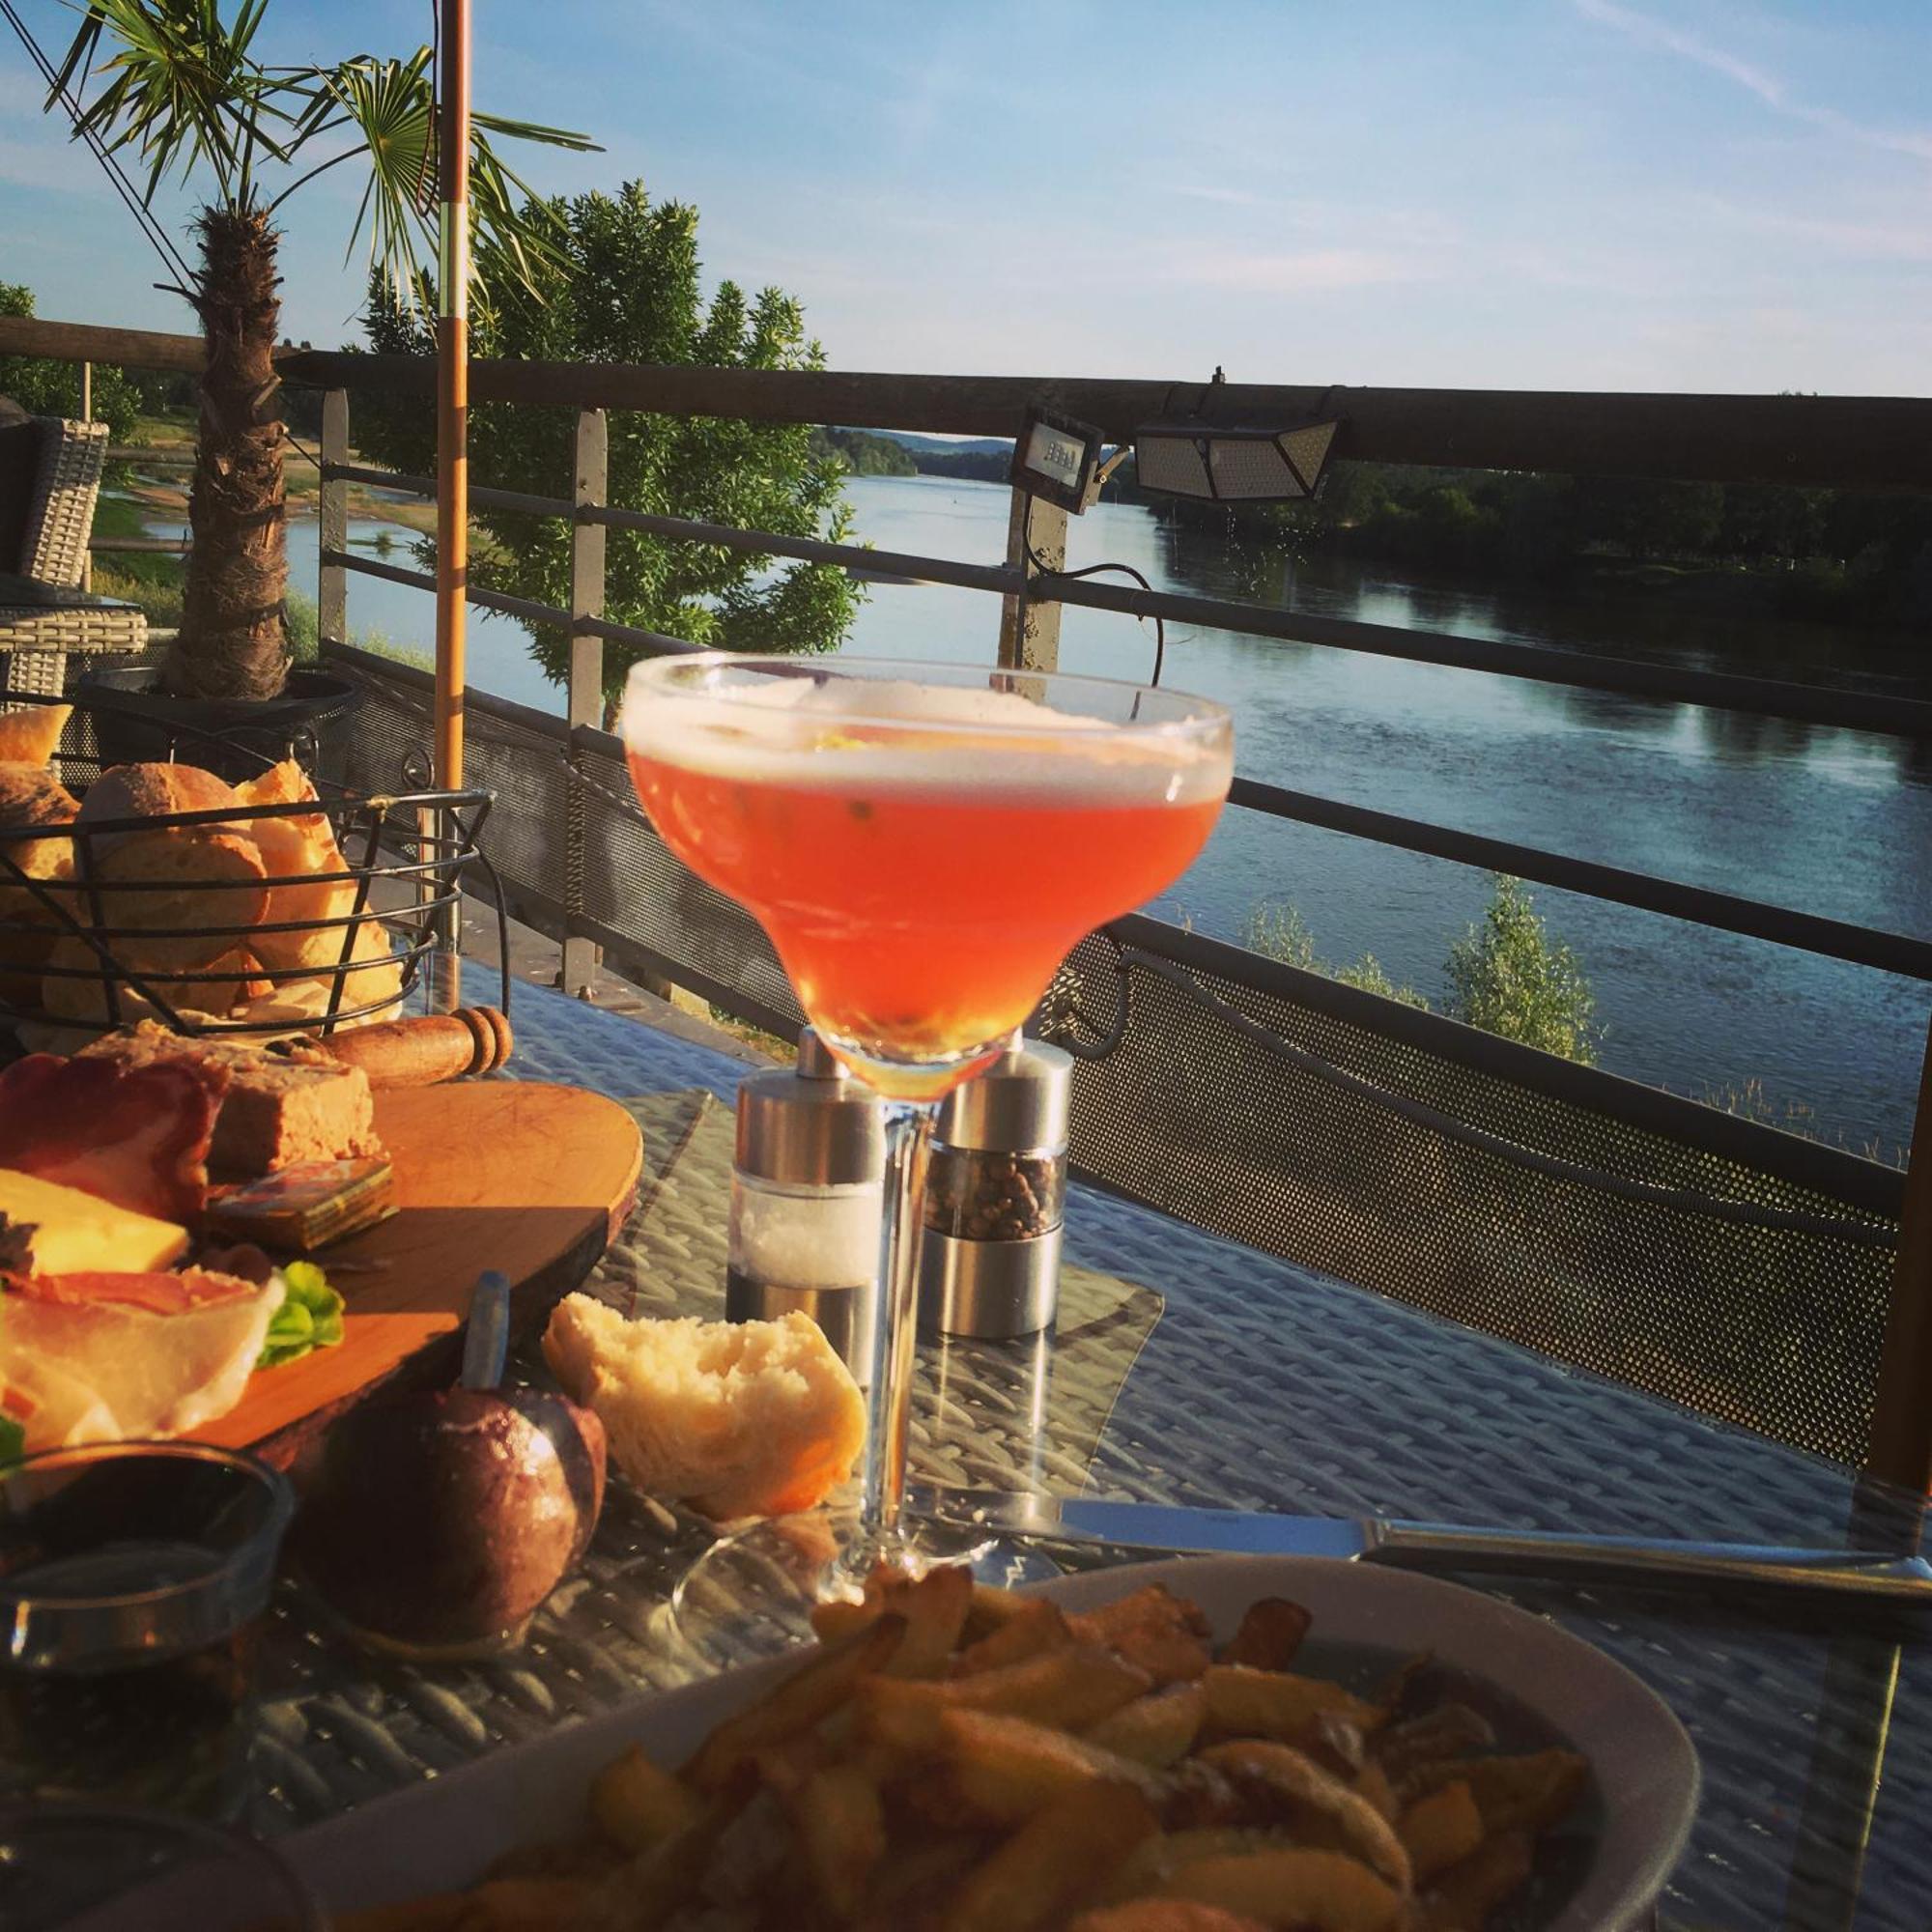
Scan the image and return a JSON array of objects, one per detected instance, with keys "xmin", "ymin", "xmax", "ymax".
[
  {"xmin": 0, "ymin": 702, "xmax": 71, "ymax": 766},
  {"xmin": 79, "ymin": 1021, "xmax": 383, "ymax": 1175},
  {"xmin": 74, "ymin": 762, "xmax": 269, "ymax": 964},
  {"xmin": 0, "ymin": 763, "xmax": 78, "ymax": 918},
  {"xmin": 542, "ymin": 1298, "xmax": 866, "ymax": 1521},
  {"xmin": 41, "ymin": 937, "xmax": 270, "ymax": 1026},
  {"xmin": 237, "ymin": 759, "xmax": 359, "ymax": 971}
]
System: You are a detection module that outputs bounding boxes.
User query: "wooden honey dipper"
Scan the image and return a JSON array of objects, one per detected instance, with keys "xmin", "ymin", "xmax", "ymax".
[{"xmin": 276, "ymin": 1007, "xmax": 514, "ymax": 1090}]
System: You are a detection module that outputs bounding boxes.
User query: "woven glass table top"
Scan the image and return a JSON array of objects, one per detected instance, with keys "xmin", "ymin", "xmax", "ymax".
[{"xmin": 253, "ymin": 983, "xmax": 1928, "ymax": 1932}]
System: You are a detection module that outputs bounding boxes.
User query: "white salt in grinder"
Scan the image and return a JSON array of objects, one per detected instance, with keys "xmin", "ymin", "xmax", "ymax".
[{"xmin": 727, "ymin": 1028, "xmax": 886, "ymax": 1382}]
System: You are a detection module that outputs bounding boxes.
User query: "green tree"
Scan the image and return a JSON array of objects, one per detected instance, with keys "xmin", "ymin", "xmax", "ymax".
[
  {"xmin": 1240, "ymin": 898, "xmax": 1429, "ymax": 1009},
  {"xmin": 1444, "ymin": 874, "xmax": 1597, "ymax": 1063},
  {"xmin": 0, "ymin": 285, "xmax": 147, "ymax": 440},
  {"xmin": 356, "ymin": 183, "xmax": 863, "ymax": 699},
  {"xmin": 46, "ymin": 1, "xmax": 594, "ymax": 699}
]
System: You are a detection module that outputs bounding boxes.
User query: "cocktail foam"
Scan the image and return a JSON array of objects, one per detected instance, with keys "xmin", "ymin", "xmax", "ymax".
[{"xmin": 625, "ymin": 672, "xmax": 1232, "ymax": 805}]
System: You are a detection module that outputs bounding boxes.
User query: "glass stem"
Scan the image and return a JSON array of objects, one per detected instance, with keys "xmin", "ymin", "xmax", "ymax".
[{"xmin": 859, "ymin": 1097, "xmax": 936, "ymax": 1548}]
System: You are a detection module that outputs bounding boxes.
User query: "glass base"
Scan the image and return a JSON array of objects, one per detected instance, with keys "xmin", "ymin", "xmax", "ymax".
[{"xmin": 668, "ymin": 1509, "xmax": 1065, "ymax": 1666}]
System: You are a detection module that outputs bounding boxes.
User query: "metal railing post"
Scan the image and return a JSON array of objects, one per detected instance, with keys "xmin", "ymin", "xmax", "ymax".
[
  {"xmin": 997, "ymin": 485, "xmax": 1065, "ymax": 671},
  {"xmin": 78, "ymin": 361, "xmax": 93, "ymax": 591},
  {"xmin": 1865, "ymin": 1013, "xmax": 1932, "ymax": 1489},
  {"xmin": 561, "ymin": 407, "xmax": 608, "ymax": 996},
  {"xmin": 319, "ymin": 390, "xmax": 350, "ymax": 647}
]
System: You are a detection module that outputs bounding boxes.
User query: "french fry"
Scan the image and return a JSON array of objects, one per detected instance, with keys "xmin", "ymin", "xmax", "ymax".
[
  {"xmin": 1415, "ymin": 1828, "xmax": 1535, "ymax": 1932},
  {"xmin": 880, "ymin": 1562, "xmax": 977, "ymax": 1679},
  {"xmin": 791, "ymin": 1760, "xmax": 887, "ymax": 1918},
  {"xmin": 1196, "ymin": 1740, "xmax": 1411, "ymax": 1893},
  {"xmin": 954, "ymin": 1598, "xmax": 1075, "ymax": 1676},
  {"xmin": 1373, "ymin": 1704, "xmax": 1494, "ymax": 1783},
  {"xmin": 1071, "ymin": 1907, "xmax": 1271, "ymax": 1932},
  {"xmin": 1086, "ymin": 1682, "xmax": 1208, "ymax": 1768},
  {"xmin": 937, "ymin": 1706, "xmax": 1161, "ymax": 1825},
  {"xmin": 1405, "ymin": 1748, "xmax": 1589, "ymax": 1835},
  {"xmin": 864, "ymin": 1644, "xmax": 1151, "ymax": 1752},
  {"xmin": 1398, "ymin": 1779, "xmax": 1485, "ymax": 1883},
  {"xmin": 941, "ymin": 1779, "xmax": 1159, "ymax": 1932},
  {"xmin": 1148, "ymin": 1848, "xmax": 1406, "ymax": 1932},
  {"xmin": 1070, "ymin": 1584, "xmax": 1213, "ymax": 1686},
  {"xmin": 1353, "ymin": 1758, "xmax": 1399, "ymax": 1825},
  {"xmin": 1110, "ymin": 1827, "xmax": 1298, "ymax": 1901},
  {"xmin": 588, "ymin": 1744, "xmax": 704, "ymax": 1853},
  {"xmin": 1201, "ymin": 1665, "xmax": 1384, "ymax": 1745},
  {"xmin": 963, "ymin": 1581, "xmax": 1037, "ymax": 1638},
  {"xmin": 1219, "ymin": 1598, "xmax": 1312, "ymax": 1671},
  {"xmin": 685, "ymin": 1613, "xmax": 907, "ymax": 1792}
]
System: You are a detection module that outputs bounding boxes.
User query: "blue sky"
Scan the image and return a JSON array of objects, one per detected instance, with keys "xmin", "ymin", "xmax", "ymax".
[{"xmin": 2, "ymin": 0, "xmax": 1928, "ymax": 394}]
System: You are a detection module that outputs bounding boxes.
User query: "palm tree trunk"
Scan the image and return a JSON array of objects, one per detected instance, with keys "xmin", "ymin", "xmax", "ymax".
[{"xmin": 167, "ymin": 206, "xmax": 289, "ymax": 700}]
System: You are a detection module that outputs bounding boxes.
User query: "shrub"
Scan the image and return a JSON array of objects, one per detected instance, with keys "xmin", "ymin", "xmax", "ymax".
[{"xmin": 1444, "ymin": 875, "xmax": 1597, "ymax": 1064}]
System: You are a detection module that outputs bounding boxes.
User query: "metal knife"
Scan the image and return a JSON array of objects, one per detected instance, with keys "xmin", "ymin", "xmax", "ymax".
[{"xmin": 909, "ymin": 1488, "xmax": 1932, "ymax": 1609}]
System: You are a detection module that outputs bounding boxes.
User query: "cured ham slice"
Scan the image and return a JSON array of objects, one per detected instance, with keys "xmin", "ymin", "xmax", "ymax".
[
  {"xmin": 0, "ymin": 1267, "xmax": 282, "ymax": 1448},
  {"xmin": 0, "ymin": 1053, "xmax": 226, "ymax": 1221}
]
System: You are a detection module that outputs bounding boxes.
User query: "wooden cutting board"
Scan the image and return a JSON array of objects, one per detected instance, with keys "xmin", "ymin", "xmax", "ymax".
[{"xmin": 201, "ymin": 1081, "xmax": 643, "ymax": 1466}]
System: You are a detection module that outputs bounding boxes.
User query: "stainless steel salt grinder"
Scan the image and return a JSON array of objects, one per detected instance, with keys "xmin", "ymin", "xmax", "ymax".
[
  {"xmin": 919, "ymin": 1034, "xmax": 1072, "ymax": 1339},
  {"xmin": 727, "ymin": 1028, "xmax": 886, "ymax": 1382}
]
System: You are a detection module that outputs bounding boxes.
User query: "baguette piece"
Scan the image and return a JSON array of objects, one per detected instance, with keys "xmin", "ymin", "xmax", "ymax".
[
  {"xmin": 237, "ymin": 759, "xmax": 359, "ymax": 971},
  {"xmin": 542, "ymin": 1299, "xmax": 866, "ymax": 1521},
  {"xmin": 41, "ymin": 937, "xmax": 270, "ymax": 1026},
  {"xmin": 0, "ymin": 762, "xmax": 78, "ymax": 902},
  {"xmin": 79, "ymin": 1021, "xmax": 384, "ymax": 1175},
  {"xmin": 73, "ymin": 763, "xmax": 269, "ymax": 965},
  {"xmin": 0, "ymin": 703, "xmax": 71, "ymax": 766}
]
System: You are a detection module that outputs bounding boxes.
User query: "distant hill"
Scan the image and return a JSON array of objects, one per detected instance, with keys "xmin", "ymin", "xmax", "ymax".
[
  {"xmin": 859, "ymin": 431, "xmax": 1013, "ymax": 459},
  {"xmin": 810, "ymin": 426, "xmax": 916, "ymax": 475}
]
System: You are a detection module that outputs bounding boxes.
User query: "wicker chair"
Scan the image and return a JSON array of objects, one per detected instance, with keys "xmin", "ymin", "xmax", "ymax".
[{"xmin": 0, "ymin": 416, "xmax": 150, "ymax": 700}]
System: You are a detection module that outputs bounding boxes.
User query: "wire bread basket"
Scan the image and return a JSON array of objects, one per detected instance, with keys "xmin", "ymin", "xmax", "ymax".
[{"xmin": 0, "ymin": 692, "xmax": 510, "ymax": 1039}]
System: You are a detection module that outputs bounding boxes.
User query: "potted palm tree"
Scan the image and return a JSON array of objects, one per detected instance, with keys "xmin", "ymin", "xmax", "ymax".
[{"xmin": 45, "ymin": 1, "xmax": 593, "ymax": 761}]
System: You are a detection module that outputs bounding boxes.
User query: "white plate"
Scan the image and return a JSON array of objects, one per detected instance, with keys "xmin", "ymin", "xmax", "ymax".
[{"xmin": 283, "ymin": 1555, "xmax": 1696, "ymax": 1931}]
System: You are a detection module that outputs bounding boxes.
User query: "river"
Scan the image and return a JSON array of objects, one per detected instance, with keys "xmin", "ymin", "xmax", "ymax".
[{"xmin": 260, "ymin": 477, "xmax": 1931, "ymax": 1157}]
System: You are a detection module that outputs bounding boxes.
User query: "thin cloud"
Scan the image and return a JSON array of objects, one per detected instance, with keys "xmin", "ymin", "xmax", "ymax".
[
  {"xmin": 1575, "ymin": 0, "xmax": 1932, "ymax": 164},
  {"xmin": 1574, "ymin": 0, "xmax": 1783, "ymax": 103},
  {"xmin": 1154, "ymin": 245, "xmax": 1425, "ymax": 294}
]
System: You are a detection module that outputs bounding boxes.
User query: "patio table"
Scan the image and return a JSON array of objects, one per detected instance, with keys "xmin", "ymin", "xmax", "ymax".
[{"xmin": 255, "ymin": 980, "xmax": 1929, "ymax": 1932}]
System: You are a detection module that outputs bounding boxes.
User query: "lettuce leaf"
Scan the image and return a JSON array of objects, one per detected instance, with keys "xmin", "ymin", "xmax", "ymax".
[
  {"xmin": 258, "ymin": 1261, "xmax": 347, "ymax": 1370},
  {"xmin": 0, "ymin": 1412, "xmax": 22, "ymax": 1465}
]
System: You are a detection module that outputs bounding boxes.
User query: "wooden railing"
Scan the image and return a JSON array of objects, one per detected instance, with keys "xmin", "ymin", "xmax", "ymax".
[{"xmin": 7, "ymin": 310, "xmax": 1931, "ymax": 1485}]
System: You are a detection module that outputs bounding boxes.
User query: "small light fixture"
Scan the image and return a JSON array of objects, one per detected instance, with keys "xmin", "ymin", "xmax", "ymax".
[
  {"xmin": 1133, "ymin": 375, "xmax": 1343, "ymax": 502},
  {"xmin": 1010, "ymin": 406, "xmax": 1108, "ymax": 514}
]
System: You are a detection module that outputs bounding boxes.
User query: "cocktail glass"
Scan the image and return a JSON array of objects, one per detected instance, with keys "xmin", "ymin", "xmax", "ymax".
[{"xmin": 622, "ymin": 655, "xmax": 1232, "ymax": 1647}]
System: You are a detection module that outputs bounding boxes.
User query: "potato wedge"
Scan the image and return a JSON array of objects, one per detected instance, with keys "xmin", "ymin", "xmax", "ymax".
[
  {"xmin": 685, "ymin": 1613, "xmax": 906, "ymax": 1792},
  {"xmin": 1353, "ymin": 1759, "xmax": 1398, "ymax": 1825},
  {"xmin": 1219, "ymin": 1598, "xmax": 1312, "ymax": 1672},
  {"xmin": 1406, "ymin": 1749, "xmax": 1589, "ymax": 1835},
  {"xmin": 1070, "ymin": 1585, "xmax": 1213, "ymax": 1686},
  {"xmin": 1373, "ymin": 1704, "xmax": 1494, "ymax": 1783},
  {"xmin": 938, "ymin": 1707, "xmax": 1161, "ymax": 1825},
  {"xmin": 954, "ymin": 1599, "xmax": 1075, "ymax": 1676},
  {"xmin": 864, "ymin": 1644, "xmax": 1151, "ymax": 1751},
  {"xmin": 333, "ymin": 1901, "xmax": 469, "ymax": 1932},
  {"xmin": 1150, "ymin": 1848, "xmax": 1406, "ymax": 1932},
  {"xmin": 1110, "ymin": 1827, "xmax": 1300, "ymax": 1901},
  {"xmin": 941, "ymin": 1779, "xmax": 1159, "ymax": 1932},
  {"xmin": 1416, "ymin": 1827, "xmax": 1535, "ymax": 1931},
  {"xmin": 588, "ymin": 1745, "xmax": 704, "ymax": 1853},
  {"xmin": 1087, "ymin": 1682, "xmax": 1208, "ymax": 1768},
  {"xmin": 1398, "ymin": 1779, "xmax": 1484, "ymax": 1883},
  {"xmin": 1197, "ymin": 1740, "xmax": 1410, "ymax": 1891},
  {"xmin": 1202, "ymin": 1665, "xmax": 1383, "ymax": 1745},
  {"xmin": 791, "ymin": 1760, "xmax": 887, "ymax": 1918}
]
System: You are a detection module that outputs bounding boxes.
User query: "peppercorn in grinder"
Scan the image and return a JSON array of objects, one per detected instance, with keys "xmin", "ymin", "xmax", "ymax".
[{"xmin": 918, "ymin": 1034, "xmax": 1071, "ymax": 1339}]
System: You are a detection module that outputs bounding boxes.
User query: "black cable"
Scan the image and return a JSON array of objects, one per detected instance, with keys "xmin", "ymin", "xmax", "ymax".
[
  {"xmin": 1024, "ymin": 534, "xmax": 1167, "ymax": 686},
  {"xmin": 2, "ymin": 0, "xmax": 199, "ymax": 294}
]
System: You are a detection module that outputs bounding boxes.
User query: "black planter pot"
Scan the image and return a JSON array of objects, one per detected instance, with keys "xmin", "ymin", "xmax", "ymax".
[{"xmin": 77, "ymin": 666, "xmax": 362, "ymax": 783}]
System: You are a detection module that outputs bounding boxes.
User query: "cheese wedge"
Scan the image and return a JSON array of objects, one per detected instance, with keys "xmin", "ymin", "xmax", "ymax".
[{"xmin": 0, "ymin": 1169, "xmax": 190, "ymax": 1277}]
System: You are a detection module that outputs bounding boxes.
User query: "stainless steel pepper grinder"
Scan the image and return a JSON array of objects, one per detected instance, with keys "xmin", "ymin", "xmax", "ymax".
[
  {"xmin": 727, "ymin": 1028, "xmax": 886, "ymax": 1381},
  {"xmin": 918, "ymin": 1034, "xmax": 1072, "ymax": 1339}
]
